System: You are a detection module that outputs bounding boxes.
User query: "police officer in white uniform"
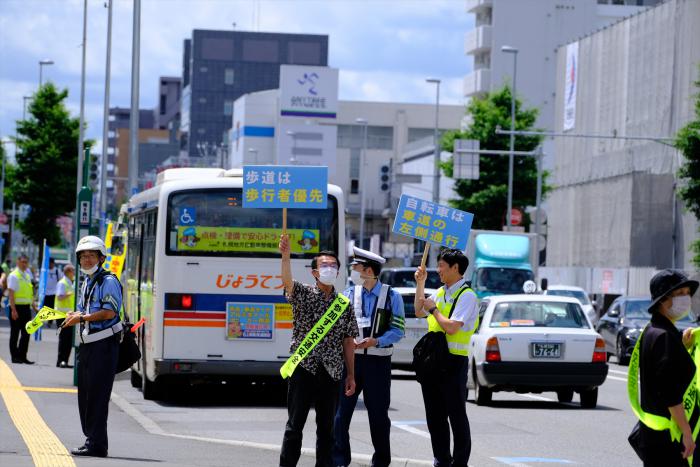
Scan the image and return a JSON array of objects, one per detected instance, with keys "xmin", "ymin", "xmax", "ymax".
[
  {"xmin": 61, "ymin": 236, "xmax": 123, "ymax": 458},
  {"xmin": 333, "ymin": 247, "xmax": 405, "ymax": 467}
]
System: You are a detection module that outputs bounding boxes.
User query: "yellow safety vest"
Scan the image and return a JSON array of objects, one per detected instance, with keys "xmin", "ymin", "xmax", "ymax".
[
  {"xmin": 10, "ymin": 269, "xmax": 33, "ymax": 305},
  {"xmin": 629, "ymin": 326, "xmax": 700, "ymax": 466},
  {"xmin": 427, "ymin": 284, "xmax": 478, "ymax": 356},
  {"xmin": 55, "ymin": 276, "xmax": 75, "ymax": 312}
]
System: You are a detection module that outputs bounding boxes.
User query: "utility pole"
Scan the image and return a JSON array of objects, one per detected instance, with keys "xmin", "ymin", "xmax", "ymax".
[
  {"xmin": 99, "ymin": 0, "xmax": 114, "ymax": 234},
  {"xmin": 128, "ymin": 0, "xmax": 141, "ymax": 196}
]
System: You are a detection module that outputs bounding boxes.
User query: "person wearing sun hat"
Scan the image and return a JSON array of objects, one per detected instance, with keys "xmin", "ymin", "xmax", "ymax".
[{"xmin": 629, "ymin": 269, "xmax": 699, "ymax": 465}]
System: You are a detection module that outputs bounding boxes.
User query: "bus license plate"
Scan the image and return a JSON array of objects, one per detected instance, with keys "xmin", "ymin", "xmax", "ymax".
[{"xmin": 532, "ymin": 342, "xmax": 561, "ymax": 358}]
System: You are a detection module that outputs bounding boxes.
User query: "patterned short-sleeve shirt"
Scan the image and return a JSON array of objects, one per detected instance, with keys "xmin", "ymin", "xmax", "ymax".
[{"xmin": 286, "ymin": 280, "xmax": 359, "ymax": 381}]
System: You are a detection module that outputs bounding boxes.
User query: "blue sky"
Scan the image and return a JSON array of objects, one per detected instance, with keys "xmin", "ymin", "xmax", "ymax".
[{"xmin": 0, "ymin": 0, "xmax": 474, "ymax": 158}]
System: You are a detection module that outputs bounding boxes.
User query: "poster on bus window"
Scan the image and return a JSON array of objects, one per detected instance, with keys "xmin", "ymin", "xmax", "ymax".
[
  {"xmin": 176, "ymin": 226, "xmax": 320, "ymax": 253},
  {"xmin": 226, "ymin": 302, "xmax": 274, "ymax": 340}
]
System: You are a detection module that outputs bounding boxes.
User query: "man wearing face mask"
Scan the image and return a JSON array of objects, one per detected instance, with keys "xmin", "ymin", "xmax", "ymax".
[
  {"xmin": 332, "ymin": 246, "xmax": 404, "ymax": 467},
  {"xmin": 628, "ymin": 269, "xmax": 699, "ymax": 466},
  {"xmin": 278, "ymin": 234, "xmax": 359, "ymax": 467},
  {"xmin": 61, "ymin": 236, "xmax": 123, "ymax": 458}
]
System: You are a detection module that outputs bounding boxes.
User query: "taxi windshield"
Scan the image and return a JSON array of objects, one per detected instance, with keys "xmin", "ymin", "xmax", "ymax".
[{"xmin": 489, "ymin": 301, "xmax": 589, "ymax": 329}]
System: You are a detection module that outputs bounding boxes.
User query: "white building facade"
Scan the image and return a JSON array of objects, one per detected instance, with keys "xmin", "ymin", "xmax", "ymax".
[
  {"xmin": 545, "ymin": 0, "xmax": 700, "ymax": 295},
  {"xmin": 228, "ymin": 86, "xmax": 464, "ymax": 262},
  {"xmin": 464, "ymin": 0, "xmax": 660, "ymax": 169}
]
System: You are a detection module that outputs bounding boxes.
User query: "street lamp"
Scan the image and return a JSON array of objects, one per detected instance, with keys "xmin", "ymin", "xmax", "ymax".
[
  {"xmin": 356, "ymin": 118, "xmax": 368, "ymax": 248},
  {"xmin": 501, "ymin": 45, "xmax": 518, "ymax": 231},
  {"xmin": 38, "ymin": 59, "xmax": 54, "ymax": 88}
]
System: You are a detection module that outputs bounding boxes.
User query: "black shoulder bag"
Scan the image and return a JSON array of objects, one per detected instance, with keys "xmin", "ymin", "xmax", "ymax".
[{"xmin": 412, "ymin": 286, "xmax": 470, "ymax": 383}]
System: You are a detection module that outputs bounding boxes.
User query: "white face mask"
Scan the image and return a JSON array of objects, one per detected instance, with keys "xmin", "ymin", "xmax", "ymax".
[
  {"xmin": 317, "ymin": 267, "xmax": 338, "ymax": 286},
  {"xmin": 667, "ymin": 295, "xmax": 692, "ymax": 321},
  {"xmin": 350, "ymin": 269, "xmax": 364, "ymax": 285},
  {"xmin": 80, "ymin": 265, "xmax": 99, "ymax": 276}
]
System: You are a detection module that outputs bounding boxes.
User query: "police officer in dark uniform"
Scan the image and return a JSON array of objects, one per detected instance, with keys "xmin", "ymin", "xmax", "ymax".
[
  {"xmin": 61, "ymin": 235, "xmax": 123, "ymax": 458},
  {"xmin": 333, "ymin": 247, "xmax": 405, "ymax": 467}
]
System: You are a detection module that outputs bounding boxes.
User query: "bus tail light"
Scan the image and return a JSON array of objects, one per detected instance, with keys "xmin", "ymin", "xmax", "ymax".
[
  {"xmin": 485, "ymin": 337, "xmax": 501, "ymax": 362},
  {"xmin": 592, "ymin": 338, "xmax": 606, "ymax": 363},
  {"xmin": 181, "ymin": 294, "xmax": 193, "ymax": 310}
]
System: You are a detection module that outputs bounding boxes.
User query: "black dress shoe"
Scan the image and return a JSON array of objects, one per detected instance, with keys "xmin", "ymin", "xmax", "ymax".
[
  {"xmin": 11, "ymin": 358, "xmax": 23, "ymax": 364},
  {"xmin": 71, "ymin": 446, "xmax": 107, "ymax": 457},
  {"xmin": 21, "ymin": 359, "xmax": 35, "ymax": 365}
]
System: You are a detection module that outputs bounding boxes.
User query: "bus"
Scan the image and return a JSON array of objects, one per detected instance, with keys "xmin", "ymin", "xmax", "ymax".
[{"xmin": 125, "ymin": 168, "xmax": 345, "ymax": 399}]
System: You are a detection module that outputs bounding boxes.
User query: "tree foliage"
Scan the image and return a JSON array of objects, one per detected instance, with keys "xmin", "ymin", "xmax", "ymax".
[
  {"xmin": 9, "ymin": 84, "xmax": 80, "ymax": 246},
  {"xmin": 441, "ymin": 85, "xmax": 550, "ymax": 230},
  {"xmin": 675, "ymin": 66, "xmax": 700, "ymax": 269}
]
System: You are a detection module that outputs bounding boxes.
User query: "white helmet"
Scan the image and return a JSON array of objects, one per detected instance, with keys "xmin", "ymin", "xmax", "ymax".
[{"xmin": 76, "ymin": 235, "xmax": 107, "ymax": 257}]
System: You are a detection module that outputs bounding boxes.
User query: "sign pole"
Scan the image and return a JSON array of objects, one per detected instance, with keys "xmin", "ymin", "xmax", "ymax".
[
  {"xmin": 421, "ymin": 242, "xmax": 430, "ymax": 267},
  {"xmin": 282, "ymin": 207, "xmax": 287, "ymax": 236}
]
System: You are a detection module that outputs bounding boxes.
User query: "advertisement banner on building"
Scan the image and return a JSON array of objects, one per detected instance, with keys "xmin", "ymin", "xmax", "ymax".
[
  {"xmin": 563, "ymin": 42, "xmax": 578, "ymax": 131},
  {"xmin": 279, "ymin": 65, "xmax": 338, "ymax": 119}
]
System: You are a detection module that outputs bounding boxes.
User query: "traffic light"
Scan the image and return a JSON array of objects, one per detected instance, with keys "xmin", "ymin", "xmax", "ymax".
[
  {"xmin": 379, "ymin": 164, "xmax": 391, "ymax": 192},
  {"xmin": 89, "ymin": 154, "xmax": 100, "ymax": 189}
]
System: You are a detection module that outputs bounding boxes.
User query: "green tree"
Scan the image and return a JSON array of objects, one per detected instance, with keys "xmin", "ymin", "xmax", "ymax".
[
  {"xmin": 9, "ymin": 84, "xmax": 80, "ymax": 246},
  {"xmin": 675, "ymin": 66, "xmax": 700, "ymax": 269},
  {"xmin": 442, "ymin": 85, "xmax": 549, "ymax": 230}
]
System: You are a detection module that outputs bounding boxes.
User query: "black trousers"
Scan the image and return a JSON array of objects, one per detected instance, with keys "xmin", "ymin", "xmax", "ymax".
[
  {"xmin": 333, "ymin": 354, "xmax": 392, "ymax": 467},
  {"xmin": 280, "ymin": 365, "xmax": 340, "ymax": 467},
  {"xmin": 77, "ymin": 335, "xmax": 119, "ymax": 454},
  {"xmin": 420, "ymin": 354, "xmax": 471, "ymax": 467},
  {"xmin": 56, "ymin": 322, "xmax": 73, "ymax": 364},
  {"xmin": 9, "ymin": 304, "xmax": 32, "ymax": 361}
]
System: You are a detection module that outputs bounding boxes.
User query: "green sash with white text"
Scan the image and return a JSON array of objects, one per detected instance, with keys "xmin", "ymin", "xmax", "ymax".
[{"xmin": 280, "ymin": 293, "xmax": 350, "ymax": 379}]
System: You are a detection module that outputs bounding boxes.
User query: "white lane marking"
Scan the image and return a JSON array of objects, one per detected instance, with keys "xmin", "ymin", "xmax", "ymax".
[
  {"xmin": 111, "ymin": 391, "xmax": 434, "ymax": 466},
  {"xmin": 606, "ymin": 375, "xmax": 627, "ymax": 382},
  {"xmin": 391, "ymin": 421, "xmax": 431, "ymax": 439},
  {"xmin": 608, "ymin": 369, "xmax": 628, "ymax": 376},
  {"xmin": 516, "ymin": 393, "xmax": 554, "ymax": 402}
]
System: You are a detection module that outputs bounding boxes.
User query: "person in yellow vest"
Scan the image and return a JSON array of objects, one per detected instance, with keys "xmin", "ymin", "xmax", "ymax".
[
  {"xmin": 55, "ymin": 263, "xmax": 76, "ymax": 368},
  {"xmin": 414, "ymin": 249, "xmax": 478, "ymax": 467},
  {"xmin": 7, "ymin": 254, "xmax": 36, "ymax": 364},
  {"xmin": 629, "ymin": 269, "xmax": 699, "ymax": 465}
]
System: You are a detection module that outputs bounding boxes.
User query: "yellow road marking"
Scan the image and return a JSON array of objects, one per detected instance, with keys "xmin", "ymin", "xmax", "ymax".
[
  {"xmin": 22, "ymin": 386, "xmax": 78, "ymax": 394},
  {"xmin": 0, "ymin": 359, "xmax": 76, "ymax": 466}
]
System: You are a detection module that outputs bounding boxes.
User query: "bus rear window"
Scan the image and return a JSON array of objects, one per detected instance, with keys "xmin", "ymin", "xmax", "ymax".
[{"xmin": 166, "ymin": 188, "xmax": 339, "ymax": 258}]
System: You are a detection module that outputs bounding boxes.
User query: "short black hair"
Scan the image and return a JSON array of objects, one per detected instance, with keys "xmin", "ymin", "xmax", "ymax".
[
  {"xmin": 311, "ymin": 250, "xmax": 340, "ymax": 270},
  {"xmin": 362, "ymin": 261, "xmax": 381, "ymax": 277},
  {"xmin": 438, "ymin": 248, "xmax": 469, "ymax": 275}
]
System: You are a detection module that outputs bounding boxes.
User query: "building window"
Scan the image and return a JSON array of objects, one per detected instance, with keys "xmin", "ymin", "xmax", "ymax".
[
  {"xmin": 288, "ymin": 41, "xmax": 322, "ymax": 65},
  {"xmin": 197, "ymin": 128, "xmax": 206, "ymax": 135},
  {"xmin": 224, "ymin": 68, "xmax": 235, "ymax": 85},
  {"xmin": 224, "ymin": 100, "xmax": 233, "ymax": 116},
  {"xmin": 242, "ymin": 39, "xmax": 279, "ymax": 62},
  {"xmin": 160, "ymin": 94, "xmax": 166, "ymax": 115},
  {"xmin": 350, "ymin": 179, "xmax": 359, "ymax": 194},
  {"xmin": 198, "ymin": 97, "xmax": 207, "ymax": 104},
  {"xmin": 201, "ymin": 37, "xmax": 234, "ymax": 61},
  {"xmin": 200, "ymin": 66, "xmax": 208, "ymax": 73},
  {"xmin": 350, "ymin": 148, "xmax": 360, "ymax": 178},
  {"xmin": 408, "ymin": 128, "xmax": 446, "ymax": 144}
]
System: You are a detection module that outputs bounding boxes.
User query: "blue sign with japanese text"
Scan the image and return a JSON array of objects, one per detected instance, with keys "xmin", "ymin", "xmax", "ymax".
[
  {"xmin": 392, "ymin": 195, "xmax": 474, "ymax": 251},
  {"xmin": 242, "ymin": 166, "xmax": 328, "ymax": 209}
]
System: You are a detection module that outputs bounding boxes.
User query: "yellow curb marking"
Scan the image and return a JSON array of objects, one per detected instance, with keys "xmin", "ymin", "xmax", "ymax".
[
  {"xmin": 0, "ymin": 385, "xmax": 77, "ymax": 394},
  {"xmin": 0, "ymin": 359, "xmax": 76, "ymax": 466}
]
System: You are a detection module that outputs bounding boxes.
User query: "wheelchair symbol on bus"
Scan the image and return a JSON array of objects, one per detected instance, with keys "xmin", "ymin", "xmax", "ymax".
[{"xmin": 179, "ymin": 207, "xmax": 196, "ymax": 225}]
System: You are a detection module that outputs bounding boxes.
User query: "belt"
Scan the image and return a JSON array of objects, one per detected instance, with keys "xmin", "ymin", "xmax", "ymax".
[
  {"xmin": 80, "ymin": 322, "xmax": 123, "ymax": 344},
  {"xmin": 355, "ymin": 346, "xmax": 393, "ymax": 357}
]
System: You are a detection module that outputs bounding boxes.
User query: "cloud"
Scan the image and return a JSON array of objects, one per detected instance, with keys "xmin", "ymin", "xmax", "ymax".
[{"xmin": 0, "ymin": 0, "xmax": 473, "ymax": 143}]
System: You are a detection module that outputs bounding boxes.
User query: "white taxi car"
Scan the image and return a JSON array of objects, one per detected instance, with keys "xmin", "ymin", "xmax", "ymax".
[
  {"xmin": 468, "ymin": 294, "xmax": 608, "ymax": 408},
  {"xmin": 391, "ymin": 287, "xmax": 437, "ymax": 368}
]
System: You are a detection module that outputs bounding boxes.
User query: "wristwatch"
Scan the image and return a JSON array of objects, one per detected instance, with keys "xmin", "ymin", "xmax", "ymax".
[{"xmin": 428, "ymin": 307, "xmax": 438, "ymax": 315}]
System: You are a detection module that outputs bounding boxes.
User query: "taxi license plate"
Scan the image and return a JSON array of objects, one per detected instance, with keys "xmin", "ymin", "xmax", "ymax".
[{"xmin": 531, "ymin": 342, "xmax": 562, "ymax": 358}]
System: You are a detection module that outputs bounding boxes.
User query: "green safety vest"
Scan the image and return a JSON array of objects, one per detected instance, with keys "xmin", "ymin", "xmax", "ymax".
[
  {"xmin": 55, "ymin": 276, "xmax": 75, "ymax": 312},
  {"xmin": 427, "ymin": 284, "xmax": 478, "ymax": 356},
  {"xmin": 10, "ymin": 269, "xmax": 33, "ymax": 305},
  {"xmin": 628, "ymin": 326, "xmax": 700, "ymax": 465}
]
